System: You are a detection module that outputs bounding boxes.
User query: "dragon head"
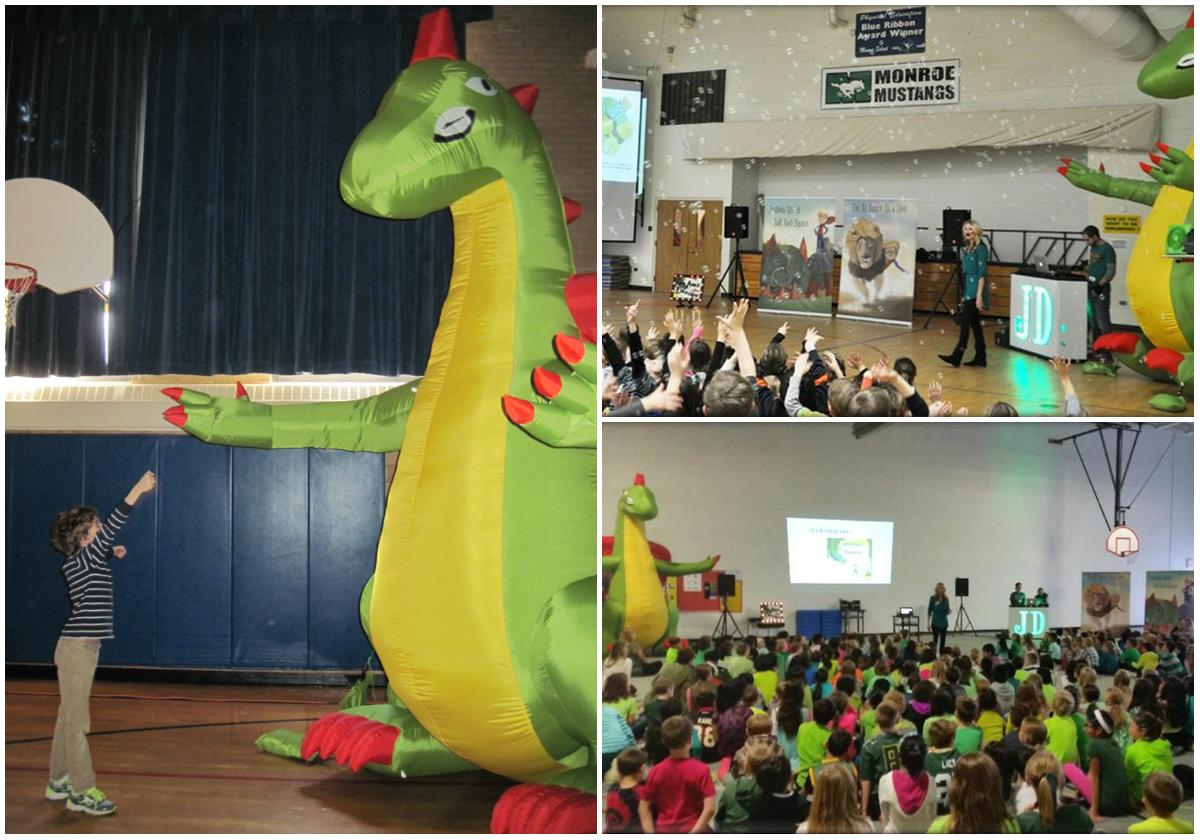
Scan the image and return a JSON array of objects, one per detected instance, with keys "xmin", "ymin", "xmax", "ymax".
[
  {"xmin": 339, "ymin": 8, "xmax": 540, "ymax": 219},
  {"xmin": 618, "ymin": 473, "xmax": 658, "ymax": 521},
  {"xmin": 1137, "ymin": 13, "xmax": 1193, "ymax": 99}
]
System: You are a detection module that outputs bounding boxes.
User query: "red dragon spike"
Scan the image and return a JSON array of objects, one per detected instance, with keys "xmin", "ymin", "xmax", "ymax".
[
  {"xmin": 562, "ymin": 197, "xmax": 583, "ymax": 224},
  {"xmin": 410, "ymin": 8, "xmax": 459, "ymax": 64},
  {"xmin": 509, "ymin": 84, "xmax": 539, "ymax": 115},
  {"xmin": 633, "ymin": 473, "xmax": 645, "ymax": 486},
  {"xmin": 235, "ymin": 380, "xmax": 249, "ymax": 400}
]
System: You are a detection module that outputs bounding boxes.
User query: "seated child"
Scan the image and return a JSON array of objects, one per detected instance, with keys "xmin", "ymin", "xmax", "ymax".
[
  {"xmin": 744, "ymin": 750, "xmax": 809, "ymax": 832},
  {"xmin": 638, "ymin": 716, "xmax": 717, "ymax": 833},
  {"xmin": 1019, "ymin": 716, "xmax": 1048, "ymax": 751},
  {"xmin": 752, "ymin": 654, "xmax": 778, "ymax": 709},
  {"xmin": 716, "ymin": 684, "xmax": 757, "ymax": 759},
  {"xmin": 794, "ymin": 698, "xmax": 835, "ymax": 783},
  {"xmin": 716, "ymin": 741, "xmax": 774, "ymax": 833},
  {"xmin": 1124, "ymin": 711, "xmax": 1173, "ymax": 804},
  {"xmin": 1082, "ymin": 705, "xmax": 1130, "ymax": 819},
  {"xmin": 878, "ymin": 734, "xmax": 937, "ymax": 833},
  {"xmin": 1044, "ymin": 690, "xmax": 1080, "ymax": 765},
  {"xmin": 807, "ymin": 728, "xmax": 856, "ymax": 795},
  {"xmin": 1104, "ymin": 686, "xmax": 1132, "ymax": 750},
  {"xmin": 1129, "ymin": 771, "xmax": 1193, "ymax": 833},
  {"xmin": 604, "ymin": 747, "xmax": 648, "ymax": 833},
  {"xmin": 924, "ymin": 718, "xmax": 960, "ymax": 816},
  {"xmin": 859, "ymin": 700, "xmax": 905, "ymax": 819},
  {"xmin": 975, "ymin": 687, "xmax": 1007, "ymax": 746},
  {"xmin": 1014, "ymin": 750, "xmax": 1093, "ymax": 833},
  {"xmin": 689, "ymin": 682, "xmax": 719, "ymax": 765}
]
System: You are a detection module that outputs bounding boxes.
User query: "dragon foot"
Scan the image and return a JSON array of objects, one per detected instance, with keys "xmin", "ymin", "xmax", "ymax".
[
  {"xmin": 490, "ymin": 784, "xmax": 596, "ymax": 833},
  {"xmin": 301, "ymin": 711, "xmax": 400, "ymax": 772}
]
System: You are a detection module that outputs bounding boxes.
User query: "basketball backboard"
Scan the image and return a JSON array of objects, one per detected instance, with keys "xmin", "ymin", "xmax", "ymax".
[{"xmin": 5, "ymin": 178, "xmax": 114, "ymax": 294}]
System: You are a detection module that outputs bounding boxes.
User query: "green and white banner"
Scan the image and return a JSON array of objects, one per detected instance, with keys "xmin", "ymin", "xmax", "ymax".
[{"xmin": 822, "ymin": 59, "xmax": 959, "ymax": 110}]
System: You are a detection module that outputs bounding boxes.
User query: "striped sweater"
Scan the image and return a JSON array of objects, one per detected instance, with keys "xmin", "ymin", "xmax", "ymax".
[{"xmin": 60, "ymin": 502, "xmax": 130, "ymax": 640}]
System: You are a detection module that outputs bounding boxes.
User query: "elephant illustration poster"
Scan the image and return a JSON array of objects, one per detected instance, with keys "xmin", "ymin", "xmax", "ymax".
[
  {"xmin": 836, "ymin": 198, "xmax": 918, "ymax": 325},
  {"xmin": 758, "ymin": 198, "xmax": 838, "ymax": 318},
  {"xmin": 1080, "ymin": 572, "xmax": 1131, "ymax": 633},
  {"xmin": 1144, "ymin": 571, "xmax": 1193, "ymax": 634}
]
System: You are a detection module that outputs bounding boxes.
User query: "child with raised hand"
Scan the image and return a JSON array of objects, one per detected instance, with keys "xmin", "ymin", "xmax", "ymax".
[
  {"xmin": 927, "ymin": 752, "xmax": 1020, "ymax": 833},
  {"xmin": 638, "ymin": 715, "xmax": 717, "ymax": 834},
  {"xmin": 878, "ymin": 734, "xmax": 937, "ymax": 832},
  {"xmin": 1015, "ymin": 750, "xmax": 1093, "ymax": 833},
  {"xmin": 1129, "ymin": 771, "xmax": 1193, "ymax": 833},
  {"xmin": 46, "ymin": 470, "xmax": 157, "ymax": 817},
  {"xmin": 1083, "ymin": 705, "xmax": 1130, "ymax": 820},
  {"xmin": 1124, "ymin": 711, "xmax": 1173, "ymax": 804},
  {"xmin": 604, "ymin": 747, "xmax": 648, "ymax": 833}
]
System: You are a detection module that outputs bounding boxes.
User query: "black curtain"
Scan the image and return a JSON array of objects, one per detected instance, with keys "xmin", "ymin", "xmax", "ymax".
[{"xmin": 5, "ymin": 6, "xmax": 492, "ymax": 377}]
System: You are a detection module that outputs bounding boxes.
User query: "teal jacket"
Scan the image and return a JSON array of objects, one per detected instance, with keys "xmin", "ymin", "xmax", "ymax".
[
  {"xmin": 961, "ymin": 245, "xmax": 989, "ymax": 308},
  {"xmin": 928, "ymin": 596, "xmax": 951, "ymax": 630}
]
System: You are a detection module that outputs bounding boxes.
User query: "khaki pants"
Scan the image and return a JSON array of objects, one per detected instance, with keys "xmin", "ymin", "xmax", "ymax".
[{"xmin": 50, "ymin": 637, "xmax": 100, "ymax": 792}]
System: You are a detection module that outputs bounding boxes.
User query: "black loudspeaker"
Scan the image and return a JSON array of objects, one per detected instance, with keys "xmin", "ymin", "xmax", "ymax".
[
  {"xmin": 994, "ymin": 328, "xmax": 1010, "ymax": 348},
  {"xmin": 723, "ymin": 205, "xmax": 749, "ymax": 239},
  {"xmin": 955, "ymin": 577, "xmax": 969, "ymax": 597},
  {"xmin": 717, "ymin": 573, "xmax": 737, "ymax": 597},
  {"xmin": 942, "ymin": 209, "xmax": 972, "ymax": 247}
]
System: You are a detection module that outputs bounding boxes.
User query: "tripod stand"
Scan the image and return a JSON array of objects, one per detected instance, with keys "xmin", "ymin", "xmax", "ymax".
[
  {"xmin": 706, "ymin": 237, "xmax": 751, "ymax": 308},
  {"xmin": 711, "ymin": 596, "xmax": 743, "ymax": 638},
  {"xmin": 923, "ymin": 244, "xmax": 962, "ymax": 329},
  {"xmin": 953, "ymin": 594, "xmax": 975, "ymax": 633}
]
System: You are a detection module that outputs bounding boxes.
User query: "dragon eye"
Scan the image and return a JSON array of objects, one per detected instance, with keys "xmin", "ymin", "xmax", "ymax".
[
  {"xmin": 1177, "ymin": 53, "xmax": 1194, "ymax": 69},
  {"xmin": 465, "ymin": 76, "xmax": 498, "ymax": 96}
]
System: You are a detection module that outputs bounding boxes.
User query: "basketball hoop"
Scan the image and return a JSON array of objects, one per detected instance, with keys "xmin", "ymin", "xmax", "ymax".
[{"xmin": 5, "ymin": 262, "xmax": 38, "ymax": 329}]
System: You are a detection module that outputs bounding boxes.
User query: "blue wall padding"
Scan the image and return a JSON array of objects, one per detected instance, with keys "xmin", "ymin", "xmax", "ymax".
[{"xmin": 6, "ymin": 434, "xmax": 384, "ymax": 670}]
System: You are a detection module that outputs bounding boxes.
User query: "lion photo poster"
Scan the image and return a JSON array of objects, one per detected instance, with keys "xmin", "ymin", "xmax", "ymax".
[
  {"xmin": 758, "ymin": 198, "xmax": 838, "ymax": 318},
  {"xmin": 1144, "ymin": 571, "xmax": 1194, "ymax": 634},
  {"xmin": 836, "ymin": 198, "xmax": 918, "ymax": 325},
  {"xmin": 1080, "ymin": 572, "xmax": 1131, "ymax": 634}
]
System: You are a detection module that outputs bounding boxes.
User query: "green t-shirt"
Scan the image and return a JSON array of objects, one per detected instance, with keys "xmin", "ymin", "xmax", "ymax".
[
  {"xmin": 753, "ymin": 670, "xmax": 778, "ymax": 705},
  {"xmin": 717, "ymin": 774, "xmax": 761, "ymax": 832},
  {"xmin": 924, "ymin": 748, "xmax": 960, "ymax": 815},
  {"xmin": 1085, "ymin": 736, "xmax": 1130, "ymax": 817},
  {"xmin": 928, "ymin": 815, "xmax": 1019, "ymax": 833},
  {"xmin": 1121, "ymin": 647, "xmax": 1141, "ymax": 666},
  {"xmin": 1015, "ymin": 806, "xmax": 1093, "ymax": 834},
  {"xmin": 1129, "ymin": 816, "xmax": 1194, "ymax": 834},
  {"xmin": 606, "ymin": 697, "xmax": 637, "ymax": 722},
  {"xmin": 1086, "ymin": 240, "xmax": 1117, "ymax": 284},
  {"xmin": 1124, "ymin": 737, "xmax": 1173, "ymax": 801},
  {"xmin": 859, "ymin": 708, "xmax": 877, "ymax": 739},
  {"xmin": 723, "ymin": 655, "xmax": 754, "ymax": 679},
  {"xmin": 795, "ymin": 721, "xmax": 832, "ymax": 779},
  {"xmin": 953, "ymin": 723, "xmax": 982, "ymax": 755},
  {"xmin": 1045, "ymin": 715, "xmax": 1079, "ymax": 765}
]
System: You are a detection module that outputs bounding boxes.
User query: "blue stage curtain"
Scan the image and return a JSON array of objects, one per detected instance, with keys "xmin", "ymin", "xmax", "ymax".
[{"xmin": 5, "ymin": 6, "xmax": 491, "ymax": 377}]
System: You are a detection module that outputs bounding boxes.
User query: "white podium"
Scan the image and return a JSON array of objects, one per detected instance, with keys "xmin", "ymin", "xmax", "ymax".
[{"xmin": 1008, "ymin": 273, "xmax": 1089, "ymax": 360}]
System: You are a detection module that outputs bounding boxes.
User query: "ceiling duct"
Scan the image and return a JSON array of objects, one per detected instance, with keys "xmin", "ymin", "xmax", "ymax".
[{"xmin": 1058, "ymin": 5, "xmax": 1162, "ymax": 61}]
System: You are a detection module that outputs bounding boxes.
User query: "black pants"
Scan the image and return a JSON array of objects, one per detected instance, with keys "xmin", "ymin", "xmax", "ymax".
[
  {"xmin": 954, "ymin": 300, "xmax": 986, "ymax": 359},
  {"xmin": 931, "ymin": 626, "xmax": 947, "ymax": 655},
  {"xmin": 1089, "ymin": 287, "xmax": 1114, "ymax": 363}
]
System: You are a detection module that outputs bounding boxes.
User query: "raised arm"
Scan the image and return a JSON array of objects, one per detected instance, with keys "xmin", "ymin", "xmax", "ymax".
[
  {"xmin": 654, "ymin": 554, "xmax": 720, "ymax": 577},
  {"xmin": 83, "ymin": 471, "xmax": 156, "ymax": 563},
  {"xmin": 163, "ymin": 379, "xmax": 421, "ymax": 452}
]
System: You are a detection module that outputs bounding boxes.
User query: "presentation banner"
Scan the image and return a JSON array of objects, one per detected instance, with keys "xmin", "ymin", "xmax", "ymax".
[
  {"xmin": 758, "ymin": 198, "xmax": 838, "ymax": 318},
  {"xmin": 855, "ymin": 7, "xmax": 927, "ymax": 58},
  {"xmin": 837, "ymin": 198, "xmax": 918, "ymax": 325},
  {"xmin": 822, "ymin": 59, "xmax": 959, "ymax": 110},
  {"xmin": 1080, "ymin": 572, "xmax": 1130, "ymax": 633},
  {"xmin": 1144, "ymin": 571, "xmax": 1194, "ymax": 634},
  {"xmin": 1009, "ymin": 606, "xmax": 1049, "ymax": 639}
]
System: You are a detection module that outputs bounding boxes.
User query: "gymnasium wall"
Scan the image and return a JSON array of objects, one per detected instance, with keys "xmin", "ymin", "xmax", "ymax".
[
  {"xmin": 603, "ymin": 4, "xmax": 1193, "ymax": 290},
  {"xmin": 6, "ymin": 434, "xmax": 384, "ymax": 670},
  {"xmin": 602, "ymin": 423, "xmax": 1193, "ymax": 637}
]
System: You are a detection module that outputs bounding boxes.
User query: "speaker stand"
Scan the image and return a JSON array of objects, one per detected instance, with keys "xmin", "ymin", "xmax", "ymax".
[
  {"xmin": 923, "ymin": 244, "xmax": 962, "ymax": 329},
  {"xmin": 953, "ymin": 595, "xmax": 975, "ymax": 634},
  {"xmin": 706, "ymin": 237, "xmax": 751, "ymax": 308},
  {"xmin": 711, "ymin": 596, "xmax": 743, "ymax": 638}
]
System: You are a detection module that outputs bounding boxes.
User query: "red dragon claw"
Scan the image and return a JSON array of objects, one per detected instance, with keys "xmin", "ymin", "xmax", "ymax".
[
  {"xmin": 1139, "ymin": 161, "xmax": 1153, "ymax": 174},
  {"xmin": 502, "ymin": 395, "xmax": 535, "ymax": 426},
  {"xmin": 532, "ymin": 366, "xmax": 563, "ymax": 399},
  {"xmin": 562, "ymin": 197, "xmax": 582, "ymax": 224},
  {"xmin": 163, "ymin": 406, "xmax": 188, "ymax": 427},
  {"xmin": 346, "ymin": 722, "xmax": 400, "ymax": 772},
  {"xmin": 1093, "ymin": 332, "xmax": 1140, "ymax": 354},
  {"xmin": 1143, "ymin": 347, "xmax": 1185, "ymax": 376},
  {"xmin": 161, "ymin": 387, "xmax": 183, "ymax": 402},
  {"xmin": 565, "ymin": 272, "xmax": 597, "ymax": 343},
  {"xmin": 1157, "ymin": 141, "xmax": 1171, "ymax": 154},
  {"xmin": 299, "ymin": 712, "xmax": 399, "ymax": 772},
  {"xmin": 1056, "ymin": 167, "xmax": 1069, "ymax": 176},
  {"xmin": 492, "ymin": 784, "xmax": 597, "ymax": 833},
  {"xmin": 1098, "ymin": 163, "xmax": 1106, "ymax": 173},
  {"xmin": 1150, "ymin": 153, "xmax": 1163, "ymax": 166},
  {"xmin": 553, "ymin": 333, "xmax": 586, "ymax": 365},
  {"xmin": 235, "ymin": 380, "xmax": 249, "ymax": 399},
  {"xmin": 1059, "ymin": 157, "xmax": 1072, "ymax": 165}
]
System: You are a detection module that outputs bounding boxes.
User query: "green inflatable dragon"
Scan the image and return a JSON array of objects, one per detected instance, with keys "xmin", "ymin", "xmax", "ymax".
[
  {"xmin": 162, "ymin": 9, "xmax": 597, "ymax": 832},
  {"xmin": 602, "ymin": 473, "xmax": 719, "ymax": 649},
  {"xmin": 1059, "ymin": 15, "xmax": 1193, "ymax": 412}
]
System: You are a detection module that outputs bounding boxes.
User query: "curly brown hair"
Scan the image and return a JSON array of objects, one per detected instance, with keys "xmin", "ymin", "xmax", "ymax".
[{"xmin": 49, "ymin": 506, "xmax": 98, "ymax": 556}]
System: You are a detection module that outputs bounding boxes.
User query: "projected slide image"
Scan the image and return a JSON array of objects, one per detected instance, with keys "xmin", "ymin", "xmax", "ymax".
[
  {"xmin": 787, "ymin": 518, "xmax": 894, "ymax": 584},
  {"xmin": 602, "ymin": 94, "xmax": 638, "ymax": 177}
]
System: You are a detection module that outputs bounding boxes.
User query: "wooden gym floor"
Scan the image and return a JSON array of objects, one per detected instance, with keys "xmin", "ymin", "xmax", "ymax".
[
  {"xmin": 603, "ymin": 291, "xmax": 1190, "ymax": 418},
  {"xmin": 5, "ymin": 679, "xmax": 505, "ymax": 833}
]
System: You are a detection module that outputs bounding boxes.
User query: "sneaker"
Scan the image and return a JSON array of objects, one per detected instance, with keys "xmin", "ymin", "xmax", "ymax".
[
  {"xmin": 45, "ymin": 775, "xmax": 72, "ymax": 801},
  {"xmin": 66, "ymin": 787, "xmax": 116, "ymax": 816}
]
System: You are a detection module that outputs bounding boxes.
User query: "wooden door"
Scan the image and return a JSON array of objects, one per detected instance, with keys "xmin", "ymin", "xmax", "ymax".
[{"xmin": 654, "ymin": 199, "xmax": 724, "ymax": 297}]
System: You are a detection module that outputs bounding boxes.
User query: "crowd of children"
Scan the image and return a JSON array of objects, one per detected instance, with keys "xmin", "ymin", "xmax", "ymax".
[
  {"xmin": 601, "ymin": 301, "xmax": 1084, "ymax": 418},
  {"xmin": 603, "ymin": 628, "xmax": 1193, "ymax": 833}
]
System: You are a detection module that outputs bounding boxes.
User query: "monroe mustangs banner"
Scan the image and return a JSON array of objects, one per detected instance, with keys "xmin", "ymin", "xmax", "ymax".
[{"xmin": 822, "ymin": 59, "xmax": 960, "ymax": 110}]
